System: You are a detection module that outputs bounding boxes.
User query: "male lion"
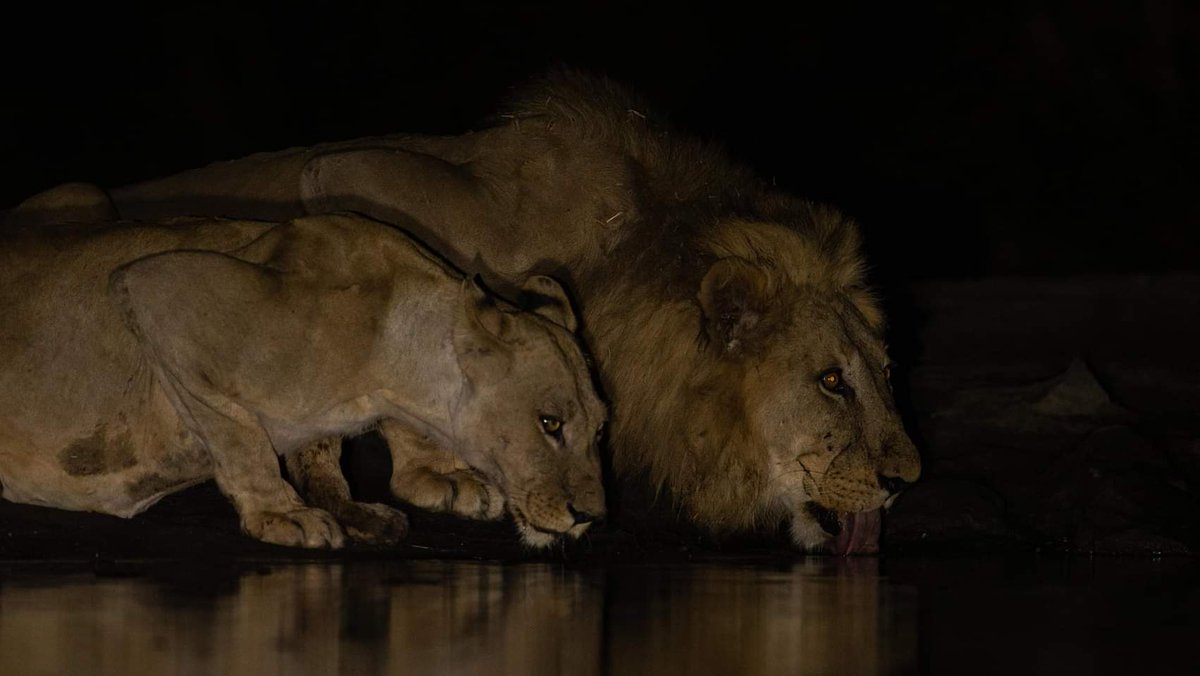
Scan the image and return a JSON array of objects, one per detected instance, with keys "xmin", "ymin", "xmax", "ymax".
[
  {"xmin": 0, "ymin": 208, "xmax": 606, "ymax": 548},
  {"xmin": 108, "ymin": 70, "xmax": 919, "ymax": 553}
]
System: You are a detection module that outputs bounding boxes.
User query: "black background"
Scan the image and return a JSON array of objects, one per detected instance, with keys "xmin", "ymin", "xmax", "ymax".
[{"xmin": 2, "ymin": 0, "xmax": 1197, "ymax": 286}]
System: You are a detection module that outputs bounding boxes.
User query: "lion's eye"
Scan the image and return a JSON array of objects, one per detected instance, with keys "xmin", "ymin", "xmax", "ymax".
[
  {"xmin": 540, "ymin": 415, "xmax": 564, "ymax": 438},
  {"xmin": 820, "ymin": 369, "xmax": 846, "ymax": 393}
]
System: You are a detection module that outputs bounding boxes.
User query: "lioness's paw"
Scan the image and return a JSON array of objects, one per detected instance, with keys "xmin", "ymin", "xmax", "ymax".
[
  {"xmin": 392, "ymin": 468, "xmax": 505, "ymax": 520},
  {"xmin": 243, "ymin": 507, "xmax": 346, "ymax": 549},
  {"xmin": 337, "ymin": 502, "xmax": 410, "ymax": 545}
]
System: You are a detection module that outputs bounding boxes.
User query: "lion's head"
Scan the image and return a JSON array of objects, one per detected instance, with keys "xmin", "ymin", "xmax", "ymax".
[
  {"xmin": 450, "ymin": 276, "xmax": 608, "ymax": 547},
  {"xmin": 593, "ymin": 210, "xmax": 920, "ymax": 554}
]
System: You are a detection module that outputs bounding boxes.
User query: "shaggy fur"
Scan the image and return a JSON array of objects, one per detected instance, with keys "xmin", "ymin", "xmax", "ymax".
[
  {"xmin": 105, "ymin": 67, "xmax": 919, "ymax": 550},
  {"xmin": 588, "ymin": 219, "xmax": 884, "ymax": 530},
  {"xmin": 502, "ymin": 71, "xmax": 907, "ymax": 535}
]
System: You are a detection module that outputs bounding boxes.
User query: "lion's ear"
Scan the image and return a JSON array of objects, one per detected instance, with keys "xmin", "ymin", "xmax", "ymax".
[
  {"xmin": 517, "ymin": 275, "xmax": 578, "ymax": 333},
  {"xmin": 698, "ymin": 258, "xmax": 776, "ymax": 354}
]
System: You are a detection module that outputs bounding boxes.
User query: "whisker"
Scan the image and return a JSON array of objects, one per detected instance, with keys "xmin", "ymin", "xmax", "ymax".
[
  {"xmin": 502, "ymin": 487, "xmax": 533, "ymax": 501},
  {"xmin": 795, "ymin": 456, "xmax": 825, "ymax": 480},
  {"xmin": 775, "ymin": 467, "xmax": 822, "ymax": 481}
]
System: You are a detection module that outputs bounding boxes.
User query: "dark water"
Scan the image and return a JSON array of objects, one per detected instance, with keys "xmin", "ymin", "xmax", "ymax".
[{"xmin": 0, "ymin": 557, "xmax": 1196, "ymax": 675}]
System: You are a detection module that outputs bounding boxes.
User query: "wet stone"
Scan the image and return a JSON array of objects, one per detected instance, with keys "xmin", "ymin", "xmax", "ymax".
[{"xmin": 885, "ymin": 478, "xmax": 1020, "ymax": 550}]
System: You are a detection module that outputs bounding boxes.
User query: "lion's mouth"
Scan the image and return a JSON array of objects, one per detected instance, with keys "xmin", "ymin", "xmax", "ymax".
[{"xmin": 805, "ymin": 503, "xmax": 882, "ymax": 556}]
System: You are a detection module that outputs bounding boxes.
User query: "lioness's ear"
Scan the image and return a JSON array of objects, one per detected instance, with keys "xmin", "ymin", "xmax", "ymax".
[
  {"xmin": 455, "ymin": 276, "xmax": 515, "ymax": 377},
  {"xmin": 698, "ymin": 258, "xmax": 776, "ymax": 354},
  {"xmin": 517, "ymin": 275, "xmax": 578, "ymax": 333},
  {"xmin": 462, "ymin": 275, "xmax": 513, "ymax": 341}
]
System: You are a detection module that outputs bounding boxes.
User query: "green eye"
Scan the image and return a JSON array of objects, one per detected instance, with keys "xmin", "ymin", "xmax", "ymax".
[{"xmin": 540, "ymin": 415, "xmax": 563, "ymax": 436}]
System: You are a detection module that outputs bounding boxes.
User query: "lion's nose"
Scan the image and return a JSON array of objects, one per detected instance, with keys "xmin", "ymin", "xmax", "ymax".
[
  {"xmin": 567, "ymin": 503, "xmax": 600, "ymax": 525},
  {"xmin": 877, "ymin": 473, "xmax": 911, "ymax": 495}
]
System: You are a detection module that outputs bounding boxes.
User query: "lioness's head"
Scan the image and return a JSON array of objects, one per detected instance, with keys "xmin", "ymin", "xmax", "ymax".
[
  {"xmin": 451, "ymin": 276, "xmax": 607, "ymax": 547},
  {"xmin": 597, "ymin": 214, "xmax": 920, "ymax": 554}
]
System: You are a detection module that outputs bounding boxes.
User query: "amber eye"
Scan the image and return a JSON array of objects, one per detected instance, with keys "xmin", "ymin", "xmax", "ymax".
[
  {"xmin": 540, "ymin": 415, "xmax": 564, "ymax": 438},
  {"xmin": 820, "ymin": 369, "xmax": 845, "ymax": 393}
]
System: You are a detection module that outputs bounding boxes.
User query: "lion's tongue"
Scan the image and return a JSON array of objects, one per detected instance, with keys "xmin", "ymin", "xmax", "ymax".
[{"xmin": 831, "ymin": 509, "xmax": 882, "ymax": 556}]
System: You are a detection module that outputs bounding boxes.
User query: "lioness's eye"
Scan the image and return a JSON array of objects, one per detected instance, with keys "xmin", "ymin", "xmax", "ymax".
[
  {"xmin": 540, "ymin": 415, "xmax": 564, "ymax": 438},
  {"xmin": 820, "ymin": 369, "xmax": 846, "ymax": 394}
]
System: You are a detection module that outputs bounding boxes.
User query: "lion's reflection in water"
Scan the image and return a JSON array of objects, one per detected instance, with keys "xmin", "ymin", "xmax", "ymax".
[{"xmin": 0, "ymin": 559, "xmax": 915, "ymax": 675}]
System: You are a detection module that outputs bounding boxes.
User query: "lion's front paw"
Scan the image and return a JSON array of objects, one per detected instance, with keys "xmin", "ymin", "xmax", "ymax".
[
  {"xmin": 336, "ymin": 502, "xmax": 410, "ymax": 545},
  {"xmin": 790, "ymin": 512, "xmax": 834, "ymax": 555},
  {"xmin": 392, "ymin": 467, "xmax": 505, "ymax": 520},
  {"xmin": 242, "ymin": 507, "xmax": 346, "ymax": 549}
]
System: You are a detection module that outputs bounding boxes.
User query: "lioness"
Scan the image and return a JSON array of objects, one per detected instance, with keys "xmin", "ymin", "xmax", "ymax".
[
  {"xmin": 0, "ymin": 210, "xmax": 606, "ymax": 548},
  {"xmin": 107, "ymin": 69, "xmax": 918, "ymax": 553}
]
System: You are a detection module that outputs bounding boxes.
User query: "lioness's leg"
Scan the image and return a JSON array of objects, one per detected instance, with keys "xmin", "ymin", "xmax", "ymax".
[
  {"xmin": 177, "ymin": 394, "xmax": 345, "ymax": 549},
  {"xmin": 285, "ymin": 438, "xmax": 409, "ymax": 545},
  {"xmin": 383, "ymin": 420, "xmax": 505, "ymax": 520}
]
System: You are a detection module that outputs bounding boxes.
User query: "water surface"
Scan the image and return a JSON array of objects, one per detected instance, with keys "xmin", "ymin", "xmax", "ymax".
[{"xmin": 0, "ymin": 557, "xmax": 1195, "ymax": 675}]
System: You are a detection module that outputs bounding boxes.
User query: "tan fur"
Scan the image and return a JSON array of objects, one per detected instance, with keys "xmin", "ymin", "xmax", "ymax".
[
  {"xmin": 104, "ymin": 67, "xmax": 918, "ymax": 550},
  {"xmin": 0, "ymin": 209, "xmax": 605, "ymax": 548},
  {"xmin": 4, "ymin": 181, "xmax": 118, "ymax": 228}
]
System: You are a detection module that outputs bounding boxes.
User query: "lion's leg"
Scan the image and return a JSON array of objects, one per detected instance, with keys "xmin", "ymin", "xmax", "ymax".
[
  {"xmin": 5, "ymin": 182, "xmax": 117, "ymax": 227},
  {"xmin": 790, "ymin": 511, "xmax": 834, "ymax": 554},
  {"xmin": 383, "ymin": 420, "xmax": 505, "ymax": 521},
  {"xmin": 285, "ymin": 437, "xmax": 409, "ymax": 545}
]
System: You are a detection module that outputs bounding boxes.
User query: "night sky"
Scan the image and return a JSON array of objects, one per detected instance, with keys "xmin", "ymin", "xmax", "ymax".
[{"xmin": 2, "ymin": 0, "xmax": 1197, "ymax": 283}]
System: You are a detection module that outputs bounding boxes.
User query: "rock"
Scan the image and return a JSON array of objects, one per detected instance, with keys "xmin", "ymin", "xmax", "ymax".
[
  {"xmin": 1032, "ymin": 358, "xmax": 1125, "ymax": 418},
  {"xmin": 1034, "ymin": 426, "xmax": 1199, "ymax": 553},
  {"xmin": 1088, "ymin": 530, "xmax": 1191, "ymax": 556},
  {"xmin": 885, "ymin": 478, "xmax": 1022, "ymax": 550}
]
